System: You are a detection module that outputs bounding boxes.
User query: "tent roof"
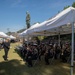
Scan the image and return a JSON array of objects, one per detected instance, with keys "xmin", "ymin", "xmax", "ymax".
[
  {"xmin": 20, "ymin": 7, "xmax": 75, "ymax": 36},
  {"xmin": 19, "ymin": 23, "xmax": 39, "ymax": 36},
  {"xmin": 10, "ymin": 35, "xmax": 16, "ymax": 39},
  {"xmin": 34, "ymin": 7, "xmax": 75, "ymax": 32},
  {"xmin": 0, "ymin": 32, "xmax": 9, "ymax": 38}
]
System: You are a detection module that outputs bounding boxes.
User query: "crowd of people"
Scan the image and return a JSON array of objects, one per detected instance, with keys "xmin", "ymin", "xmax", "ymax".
[
  {"xmin": 0, "ymin": 37, "xmax": 71, "ymax": 67},
  {"xmin": 16, "ymin": 39, "xmax": 71, "ymax": 67}
]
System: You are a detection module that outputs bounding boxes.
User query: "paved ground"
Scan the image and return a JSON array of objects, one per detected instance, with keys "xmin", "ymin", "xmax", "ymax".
[{"xmin": 0, "ymin": 43, "xmax": 74, "ymax": 75}]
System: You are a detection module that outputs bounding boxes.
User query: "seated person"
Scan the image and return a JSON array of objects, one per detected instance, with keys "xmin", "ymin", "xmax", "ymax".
[
  {"xmin": 38, "ymin": 44, "xmax": 46, "ymax": 60},
  {"xmin": 25, "ymin": 47, "xmax": 33, "ymax": 67},
  {"xmin": 61, "ymin": 43, "xmax": 70, "ymax": 62},
  {"xmin": 54, "ymin": 45, "xmax": 61, "ymax": 59},
  {"xmin": 32, "ymin": 44, "xmax": 38, "ymax": 60},
  {"xmin": 44, "ymin": 44, "xmax": 54, "ymax": 65},
  {"xmin": 22, "ymin": 45, "xmax": 27, "ymax": 59}
]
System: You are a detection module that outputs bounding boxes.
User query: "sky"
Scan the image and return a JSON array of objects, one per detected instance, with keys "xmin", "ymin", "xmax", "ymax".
[{"xmin": 0, "ymin": 0, "xmax": 75, "ymax": 33}]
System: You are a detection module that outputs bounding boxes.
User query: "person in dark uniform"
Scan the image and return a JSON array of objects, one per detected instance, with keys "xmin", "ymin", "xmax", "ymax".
[
  {"xmin": 32, "ymin": 44, "xmax": 38, "ymax": 60},
  {"xmin": 61, "ymin": 43, "xmax": 70, "ymax": 62},
  {"xmin": 2, "ymin": 39, "xmax": 10, "ymax": 60},
  {"xmin": 38, "ymin": 44, "xmax": 46, "ymax": 61},
  {"xmin": 44, "ymin": 44, "xmax": 54, "ymax": 65},
  {"xmin": 54, "ymin": 45, "xmax": 61, "ymax": 59},
  {"xmin": 26, "ymin": 47, "xmax": 33, "ymax": 67}
]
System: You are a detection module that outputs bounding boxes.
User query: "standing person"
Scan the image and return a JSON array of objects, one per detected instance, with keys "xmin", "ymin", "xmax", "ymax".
[{"xmin": 2, "ymin": 39, "xmax": 10, "ymax": 61}]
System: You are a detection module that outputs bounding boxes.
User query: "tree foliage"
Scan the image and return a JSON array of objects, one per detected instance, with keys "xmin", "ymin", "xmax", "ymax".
[
  {"xmin": 17, "ymin": 28, "xmax": 26, "ymax": 33},
  {"xmin": 72, "ymin": 2, "xmax": 75, "ymax": 8},
  {"xmin": 63, "ymin": 2, "xmax": 75, "ymax": 10},
  {"xmin": 63, "ymin": 6, "xmax": 70, "ymax": 10},
  {"xmin": 26, "ymin": 12, "xmax": 31, "ymax": 29}
]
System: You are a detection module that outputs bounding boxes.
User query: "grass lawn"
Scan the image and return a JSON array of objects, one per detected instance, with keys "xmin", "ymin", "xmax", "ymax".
[{"xmin": 0, "ymin": 42, "xmax": 75, "ymax": 75}]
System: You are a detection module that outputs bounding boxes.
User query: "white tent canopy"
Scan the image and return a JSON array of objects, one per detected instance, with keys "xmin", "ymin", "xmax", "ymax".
[
  {"xmin": 33, "ymin": 7, "xmax": 75, "ymax": 75},
  {"xmin": 9, "ymin": 35, "xmax": 16, "ymax": 39},
  {"xmin": 20, "ymin": 7, "xmax": 75, "ymax": 75},
  {"xmin": 33, "ymin": 7, "xmax": 75, "ymax": 32},
  {"xmin": 20, "ymin": 7, "xmax": 75, "ymax": 36},
  {"xmin": 0, "ymin": 32, "xmax": 9, "ymax": 38},
  {"xmin": 19, "ymin": 23, "xmax": 39, "ymax": 36}
]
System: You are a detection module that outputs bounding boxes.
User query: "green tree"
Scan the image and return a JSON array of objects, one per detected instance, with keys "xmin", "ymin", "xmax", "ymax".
[
  {"xmin": 63, "ymin": 2, "xmax": 75, "ymax": 10},
  {"xmin": 26, "ymin": 11, "xmax": 31, "ymax": 29},
  {"xmin": 72, "ymin": 2, "xmax": 75, "ymax": 8},
  {"xmin": 63, "ymin": 6, "xmax": 70, "ymax": 10}
]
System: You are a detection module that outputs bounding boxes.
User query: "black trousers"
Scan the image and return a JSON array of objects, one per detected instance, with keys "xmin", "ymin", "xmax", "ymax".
[
  {"xmin": 26, "ymin": 57, "xmax": 33, "ymax": 67},
  {"xmin": 61, "ymin": 54, "xmax": 68, "ymax": 62},
  {"xmin": 45, "ymin": 55, "xmax": 49, "ymax": 65},
  {"xmin": 4, "ymin": 49, "xmax": 9, "ymax": 60}
]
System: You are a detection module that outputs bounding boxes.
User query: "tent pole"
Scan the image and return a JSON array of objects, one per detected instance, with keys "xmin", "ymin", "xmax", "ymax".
[
  {"xmin": 23, "ymin": 35, "xmax": 24, "ymax": 44},
  {"xmin": 27, "ymin": 35, "xmax": 29, "ymax": 47},
  {"xmin": 58, "ymin": 33, "xmax": 60, "ymax": 46},
  {"xmin": 71, "ymin": 22, "xmax": 74, "ymax": 75}
]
